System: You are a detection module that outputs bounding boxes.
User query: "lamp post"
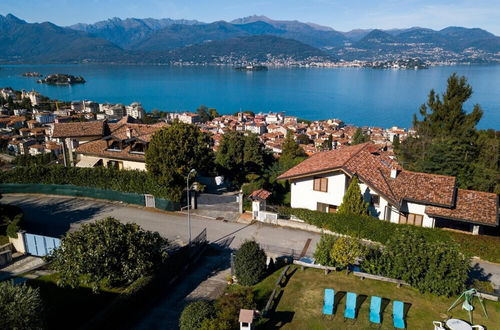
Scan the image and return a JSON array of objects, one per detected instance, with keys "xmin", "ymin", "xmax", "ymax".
[{"xmin": 187, "ymin": 169, "xmax": 196, "ymax": 244}]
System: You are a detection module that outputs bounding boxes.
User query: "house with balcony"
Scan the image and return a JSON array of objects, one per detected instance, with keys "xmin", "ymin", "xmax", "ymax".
[{"xmin": 278, "ymin": 143, "xmax": 498, "ymax": 235}]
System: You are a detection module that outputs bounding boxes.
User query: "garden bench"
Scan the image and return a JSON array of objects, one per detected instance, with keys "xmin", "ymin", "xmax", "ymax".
[
  {"xmin": 293, "ymin": 260, "xmax": 338, "ymax": 274},
  {"xmin": 353, "ymin": 271, "xmax": 409, "ymax": 287}
]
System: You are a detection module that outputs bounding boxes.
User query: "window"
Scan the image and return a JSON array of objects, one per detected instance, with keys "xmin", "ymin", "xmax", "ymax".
[
  {"xmin": 399, "ymin": 213, "xmax": 423, "ymax": 226},
  {"xmin": 317, "ymin": 203, "xmax": 337, "ymax": 213},
  {"xmin": 313, "ymin": 177, "xmax": 328, "ymax": 192},
  {"xmin": 371, "ymin": 194, "xmax": 380, "ymax": 207}
]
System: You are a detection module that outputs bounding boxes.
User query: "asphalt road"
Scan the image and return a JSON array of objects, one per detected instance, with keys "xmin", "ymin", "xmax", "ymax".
[
  {"xmin": 1, "ymin": 194, "xmax": 319, "ymax": 257},
  {"xmin": 3, "ymin": 194, "xmax": 499, "ymax": 291}
]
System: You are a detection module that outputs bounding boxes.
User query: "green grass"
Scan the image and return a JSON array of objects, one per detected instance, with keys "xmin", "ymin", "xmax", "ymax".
[
  {"xmin": 450, "ymin": 232, "xmax": 500, "ymax": 263},
  {"xmin": 262, "ymin": 266, "xmax": 500, "ymax": 330},
  {"xmin": 0, "ymin": 234, "xmax": 8, "ymax": 245},
  {"xmin": 25, "ymin": 273, "xmax": 124, "ymax": 330}
]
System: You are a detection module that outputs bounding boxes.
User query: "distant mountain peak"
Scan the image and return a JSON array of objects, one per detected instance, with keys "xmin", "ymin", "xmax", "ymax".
[{"xmin": 0, "ymin": 13, "xmax": 26, "ymax": 24}]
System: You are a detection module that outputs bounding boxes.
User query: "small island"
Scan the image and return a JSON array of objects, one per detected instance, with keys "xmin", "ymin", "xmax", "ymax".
[
  {"xmin": 22, "ymin": 72, "xmax": 42, "ymax": 77},
  {"xmin": 37, "ymin": 73, "xmax": 86, "ymax": 85},
  {"xmin": 234, "ymin": 65, "xmax": 268, "ymax": 71}
]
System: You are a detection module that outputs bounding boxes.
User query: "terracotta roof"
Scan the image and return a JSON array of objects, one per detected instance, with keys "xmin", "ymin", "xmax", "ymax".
[
  {"xmin": 76, "ymin": 122, "xmax": 166, "ymax": 161},
  {"xmin": 239, "ymin": 309, "xmax": 255, "ymax": 323},
  {"xmin": 426, "ymin": 189, "xmax": 499, "ymax": 226},
  {"xmin": 278, "ymin": 142, "xmax": 457, "ymax": 207},
  {"xmin": 249, "ymin": 189, "xmax": 272, "ymax": 201},
  {"xmin": 52, "ymin": 121, "xmax": 105, "ymax": 138}
]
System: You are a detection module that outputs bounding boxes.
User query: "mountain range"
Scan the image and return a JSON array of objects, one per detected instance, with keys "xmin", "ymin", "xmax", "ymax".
[{"xmin": 1, "ymin": 14, "xmax": 499, "ymax": 64}]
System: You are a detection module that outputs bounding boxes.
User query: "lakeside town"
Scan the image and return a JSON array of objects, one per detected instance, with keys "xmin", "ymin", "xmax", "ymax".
[{"xmin": 0, "ymin": 87, "xmax": 406, "ymax": 161}]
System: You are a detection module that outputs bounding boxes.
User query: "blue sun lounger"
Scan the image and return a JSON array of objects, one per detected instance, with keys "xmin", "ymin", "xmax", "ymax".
[
  {"xmin": 322, "ymin": 289, "xmax": 335, "ymax": 316},
  {"xmin": 369, "ymin": 296, "xmax": 382, "ymax": 325},
  {"xmin": 344, "ymin": 292, "xmax": 358, "ymax": 320},
  {"xmin": 393, "ymin": 300, "xmax": 406, "ymax": 329}
]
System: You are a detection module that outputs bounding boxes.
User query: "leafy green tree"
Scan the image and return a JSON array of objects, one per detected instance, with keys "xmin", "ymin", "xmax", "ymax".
[
  {"xmin": 216, "ymin": 132, "xmax": 266, "ymax": 184},
  {"xmin": 313, "ymin": 234, "xmax": 337, "ymax": 266},
  {"xmin": 322, "ymin": 135, "xmax": 333, "ymax": 150},
  {"xmin": 396, "ymin": 74, "xmax": 495, "ymax": 192},
  {"xmin": 179, "ymin": 301, "xmax": 215, "ymax": 330},
  {"xmin": 51, "ymin": 217, "xmax": 169, "ymax": 292},
  {"xmin": 329, "ymin": 236, "xmax": 365, "ymax": 269},
  {"xmin": 197, "ymin": 105, "xmax": 211, "ymax": 123},
  {"xmin": 352, "ymin": 128, "xmax": 369, "ymax": 145},
  {"xmin": 208, "ymin": 108, "xmax": 220, "ymax": 119},
  {"xmin": 279, "ymin": 130, "xmax": 307, "ymax": 172},
  {"xmin": 6, "ymin": 214, "xmax": 23, "ymax": 238},
  {"xmin": 392, "ymin": 135, "xmax": 400, "ymax": 150},
  {"xmin": 295, "ymin": 134, "xmax": 310, "ymax": 145},
  {"xmin": 0, "ymin": 281, "xmax": 43, "ymax": 330},
  {"xmin": 146, "ymin": 122, "xmax": 214, "ymax": 201},
  {"xmin": 201, "ymin": 288, "xmax": 255, "ymax": 330},
  {"xmin": 234, "ymin": 240, "xmax": 267, "ymax": 286},
  {"xmin": 337, "ymin": 176, "xmax": 369, "ymax": 215}
]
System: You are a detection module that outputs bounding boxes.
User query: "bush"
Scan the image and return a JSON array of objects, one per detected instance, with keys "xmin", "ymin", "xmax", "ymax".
[
  {"xmin": 0, "ymin": 281, "xmax": 43, "ymax": 330},
  {"xmin": 202, "ymin": 287, "xmax": 255, "ymax": 330},
  {"xmin": 0, "ymin": 165, "xmax": 172, "ymax": 200},
  {"xmin": 234, "ymin": 241, "xmax": 267, "ymax": 286},
  {"xmin": 329, "ymin": 236, "xmax": 366, "ymax": 269},
  {"xmin": 313, "ymin": 234, "xmax": 337, "ymax": 266},
  {"xmin": 362, "ymin": 227, "xmax": 470, "ymax": 296},
  {"xmin": 179, "ymin": 301, "xmax": 215, "ymax": 330},
  {"xmin": 6, "ymin": 213, "xmax": 23, "ymax": 238},
  {"xmin": 51, "ymin": 217, "xmax": 169, "ymax": 292}
]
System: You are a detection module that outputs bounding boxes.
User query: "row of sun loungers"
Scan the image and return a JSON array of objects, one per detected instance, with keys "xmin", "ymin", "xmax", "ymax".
[{"xmin": 322, "ymin": 288, "xmax": 406, "ymax": 328}]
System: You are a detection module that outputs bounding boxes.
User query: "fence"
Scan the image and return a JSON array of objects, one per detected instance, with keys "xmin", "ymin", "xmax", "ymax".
[{"xmin": 0, "ymin": 183, "xmax": 180, "ymax": 211}]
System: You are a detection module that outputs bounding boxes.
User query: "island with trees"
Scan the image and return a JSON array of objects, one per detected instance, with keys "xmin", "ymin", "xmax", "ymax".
[{"xmin": 37, "ymin": 74, "xmax": 86, "ymax": 85}]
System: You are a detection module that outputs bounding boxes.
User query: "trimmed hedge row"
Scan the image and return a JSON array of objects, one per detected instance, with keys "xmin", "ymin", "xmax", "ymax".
[
  {"xmin": 277, "ymin": 206, "xmax": 500, "ymax": 263},
  {"xmin": 0, "ymin": 166, "xmax": 172, "ymax": 200}
]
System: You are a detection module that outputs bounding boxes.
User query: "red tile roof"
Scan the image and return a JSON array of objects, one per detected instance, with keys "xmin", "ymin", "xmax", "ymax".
[
  {"xmin": 426, "ymin": 189, "xmax": 498, "ymax": 226},
  {"xmin": 52, "ymin": 121, "xmax": 105, "ymax": 138},
  {"xmin": 249, "ymin": 189, "xmax": 272, "ymax": 201}
]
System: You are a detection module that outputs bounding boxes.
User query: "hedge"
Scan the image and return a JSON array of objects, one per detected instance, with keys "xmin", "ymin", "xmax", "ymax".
[
  {"xmin": 0, "ymin": 165, "xmax": 173, "ymax": 200},
  {"xmin": 277, "ymin": 206, "xmax": 500, "ymax": 263}
]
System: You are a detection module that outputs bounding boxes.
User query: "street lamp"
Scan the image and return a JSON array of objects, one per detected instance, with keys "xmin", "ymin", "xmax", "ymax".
[{"xmin": 187, "ymin": 168, "xmax": 196, "ymax": 244}]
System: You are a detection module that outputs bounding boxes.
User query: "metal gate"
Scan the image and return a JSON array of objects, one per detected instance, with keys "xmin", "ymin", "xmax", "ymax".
[
  {"xmin": 145, "ymin": 194, "xmax": 156, "ymax": 208},
  {"xmin": 24, "ymin": 233, "xmax": 61, "ymax": 257}
]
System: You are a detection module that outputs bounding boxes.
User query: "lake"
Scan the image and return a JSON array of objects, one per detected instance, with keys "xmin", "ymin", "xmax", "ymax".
[{"xmin": 0, "ymin": 64, "xmax": 499, "ymax": 129}]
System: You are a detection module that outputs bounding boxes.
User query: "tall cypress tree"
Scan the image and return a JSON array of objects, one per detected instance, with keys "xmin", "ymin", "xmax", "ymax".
[
  {"xmin": 337, "ymin": 176, "xmax": 369, "ymax": 215},
  {"xmin": 279, "ymin": 130, "xmax": 307, "ymax": 172}
]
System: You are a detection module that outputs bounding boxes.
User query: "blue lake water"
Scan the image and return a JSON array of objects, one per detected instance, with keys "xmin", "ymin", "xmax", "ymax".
[{"xmin": 0, "ymin": 64, "xmax": 499, "ymax": 129}]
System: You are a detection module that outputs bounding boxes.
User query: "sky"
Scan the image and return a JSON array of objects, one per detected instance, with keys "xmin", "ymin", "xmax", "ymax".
[{"xmin": 1, "ymin": 0, "xmax": 499, "ymax": 34}]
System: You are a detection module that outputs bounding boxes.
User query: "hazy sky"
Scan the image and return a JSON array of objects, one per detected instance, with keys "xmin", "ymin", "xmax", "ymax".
[{"xmin": 1, "ymin": 0, "xmax": 499, "ymax": 34}]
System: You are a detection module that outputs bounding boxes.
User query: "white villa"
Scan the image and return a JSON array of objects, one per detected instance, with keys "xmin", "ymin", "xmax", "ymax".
[{"xmin": 278, "ymin": 143, "xmax": 498, "ymax": 235}]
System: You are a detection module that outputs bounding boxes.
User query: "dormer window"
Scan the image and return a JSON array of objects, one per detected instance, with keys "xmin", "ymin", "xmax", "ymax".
[
  {"xmin": 107, "ymin": 141, "xmax": 121, "ymax": 151},
  {"xmin": 130, "ymin": 141, "xmax": 146, "ymax": 154}
]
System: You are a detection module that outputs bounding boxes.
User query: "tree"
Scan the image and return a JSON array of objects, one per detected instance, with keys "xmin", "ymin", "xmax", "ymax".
[
  {"xmin": 197, "ymin": 105, "xmax": 211, "ymax": 123},
  {"xmin": 234, "ymin": 240, "xmax": 267, "ymax": 286},
  {"xmin": 201, "ymin": 288, "xmax": 255, "ymax": 330},
  {"xmin": 179, "ymin": 301, "xmax": 215, "ymax": 330},
  {"xmin": 279, "ymin": 130, "xmax": 307, "ymax": 172},
  {"xmin": 396, "ymin": 74, "xmax": 494, "ymax": 192},
  {"xmin": 337, "ymin": 176, "xmax": 369, "ymax": 215},
  {"xmin": 216, "ymin": 132, "xmax": 266, "ymax": 184},
  {"xmin": 313, "ymin": 234, "xmax": 337, "ymax": 266},
  {"xmin": 352, "ymin": 128, "xmax": 369, "ymax": 145},
  {"xmin": 0, "ymin": 281, "xmax": 43, "ymax": 330},
  {"xmin": 392, "ymin": 135, "xmax": 400, "ymax": 150},
  {"xmin": 329, "ymin": 236, "xmax": 365, "ymax": 269},
  {"xmin": 322, "ymin": 134, "xmax": 333, "ymax": 150},
  {"xmin": 51, "ymin": 217, "xmax": 169, "ymax": 291},
  {"xmin": 146, "ymin": 122, "xmax": 214, "ymax": 201},
  {"xmin": 295, "ymin": 134, "xmax": 310, "ymax": 145},
  {"xmin": 208, "ymin": 108, "xmax": 220, "ymax": 119}
]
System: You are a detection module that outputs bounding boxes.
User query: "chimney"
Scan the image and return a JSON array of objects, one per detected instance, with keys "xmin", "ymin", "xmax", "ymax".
[
  {"xmin": 126, "ymin": 127, "xmax": 132, "ymax": 139},
  {"xmin": 390, "ymin": 167, "xmax": 400, "ymax": 179}
]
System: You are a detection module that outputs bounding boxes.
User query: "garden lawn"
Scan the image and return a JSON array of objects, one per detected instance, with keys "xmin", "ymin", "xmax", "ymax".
[
  {"xmin": 25, "ymin": 273, "xmax": 124, "ymax": 330},
  {"xmin": 265, "ymin": 266, "xmax": 499, "ymax": 330}
]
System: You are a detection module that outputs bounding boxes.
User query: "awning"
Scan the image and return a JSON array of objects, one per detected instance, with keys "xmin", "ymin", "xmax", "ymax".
[{"xmin": 76, "ymin": 157, "xmax": 101, "ymax": 168}]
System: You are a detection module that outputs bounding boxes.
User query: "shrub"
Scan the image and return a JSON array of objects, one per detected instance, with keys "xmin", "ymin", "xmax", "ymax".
[
  {"xmin": 6, "ymin": 213, "xmax": 23, "ymax": 238},
  {"xmin": 362, "ymin": 227, "xmax": 470, "ymax": 296},
  {"xmin": 337, "ymin": 176, "xmax": 369, "ymax": 215},
  {"xmin": 0, "ymin": 281, "xmax": 43, "ymax": 330},
  {"xmin": 0, "ymin": 165, "xmax": 173, "ymax": 200},
  {"xmin": 179, "ymin": 300, "xmax": 215, "ymax": 330},
  {"xmin": 234, "ymin": 241, "xmax": 267, "ymax": 286},
  {"xmin": 313, "ymin": 234, "xmax": 337, "ymax": 266},
  {"xmin": 51, "ymin": 217, "xmax": 169, "ymax": 292},
  {"xmin": 329, "ymin": 236, "xmax": 366, "ymax": 269},
  {"xmin": 204, "ymin": 287, "xmax": 255, "ymax": 330}
]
